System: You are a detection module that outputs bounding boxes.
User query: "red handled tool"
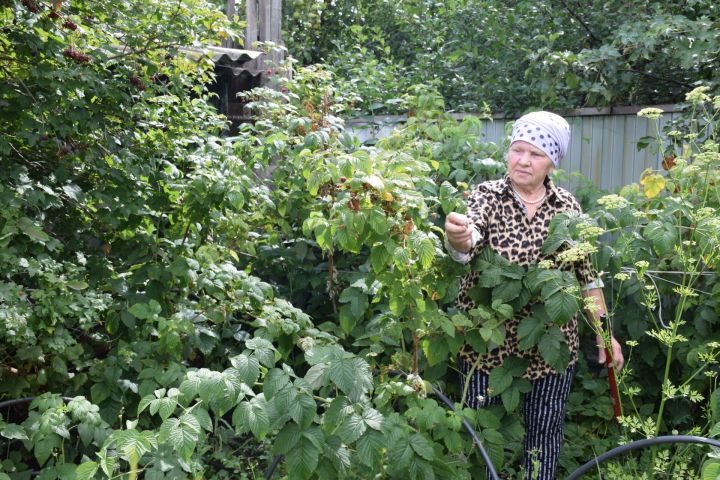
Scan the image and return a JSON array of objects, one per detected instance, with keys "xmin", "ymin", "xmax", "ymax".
[
  {"xmin": 605, "ymin": 347, "xmax": 621, "ymax": 419},
  {"xmin": 601, "ymin": 312, "xmax": 621, "ymax": 419}
]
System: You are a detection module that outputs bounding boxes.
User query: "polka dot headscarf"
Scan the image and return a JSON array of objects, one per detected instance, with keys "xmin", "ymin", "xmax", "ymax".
[{"xmin": 509, "ymin": 111, "xmax": 571, "ymax": 167}]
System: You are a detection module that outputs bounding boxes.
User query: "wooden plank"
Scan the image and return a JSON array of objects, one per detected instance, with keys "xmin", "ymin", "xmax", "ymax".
[
  {"xmin": 591, "ymin": 117, "xmax": 605, "ymax": 190},
  {"xmin": 622, "ymin": 116, "xmax": 635, "ymax": 187},
  {"xmin": 608, "ymin": 115, "xmax": 624, "ymax": 191},
  {"xmin": 569, "ymin": 117, "xmax": 584, "ymax": 191},
  {"xmin": 245, "ymin": 0, "xmax": 258, "ymax": 49},
  {"xmin": 260, "ymin": 0, "xmax": 272, "ymax": 42},
  {"xmin": 633, "ymin": 117, "xmax": 649, "ymax": 181},
  {"xmin": 271, "ymin": 0, "xmax": 282, "ymax": 43}
]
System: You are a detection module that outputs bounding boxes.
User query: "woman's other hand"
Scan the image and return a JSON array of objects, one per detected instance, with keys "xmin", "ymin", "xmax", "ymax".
[
  {"xmin": 445, "ymin": 212, "xmax": 473, "ymax": 253},
  {"xmin": 597, "ymin": 335, "xmax": 624, "ymax": 371}
]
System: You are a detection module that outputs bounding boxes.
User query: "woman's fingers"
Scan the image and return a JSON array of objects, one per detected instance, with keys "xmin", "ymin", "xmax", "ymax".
[
  {"xmin": 597, "ymin": 336, "xmax": 624, "ymax": 370},
  {"xmin": 445, "ymin": 212, "xmax": 473, "ymax": 253},
  {"xmin": 445, "ymin": 212, "xmax": 470, "ymax": 233}
]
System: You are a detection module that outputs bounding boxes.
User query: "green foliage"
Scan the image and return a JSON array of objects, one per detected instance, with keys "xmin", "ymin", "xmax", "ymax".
[
  {"xmin": 283, "ymin": 0, "xmax": 720, "ymax": 113},
  {"xmin": 5, "ymin": 1, "xmax": 720, "ymax": 476}
]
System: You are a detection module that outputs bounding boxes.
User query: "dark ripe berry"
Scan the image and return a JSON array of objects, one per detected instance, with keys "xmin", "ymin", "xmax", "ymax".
[
  {"xmin": 63, "ymin": 48, "xmax": 89, "ymax": 63},
  {"xmin": 339, "ymin": 176, "xmax": 347, "ymax": 183},
  {"xmin": 266, "ymin": 68, "xmax": 273, "ymax": 76},
  {"xmin": 22, "ymin": 0, "xmax": 40, "ymax": 13},
  {"xmin": 349, "ymin": 197, "xmax": 360, "ymax": 212},
  {"xmin": 48, "ymin": 10, "xmax": 60, "ymax": 20},
  {"xmin": 403, "ymin": 219, "xmax": 414, "ymax": 234},
  {"xmin": 62, "ymin": 20, "xmax": 78, "ymax": 31},
  {"xmin": 662, "ymin": 155, "xmax": 676, "ymax": 171},
  {"xmin": 130, "ymin": 76, "xmax": 146, "ymax": 91}
]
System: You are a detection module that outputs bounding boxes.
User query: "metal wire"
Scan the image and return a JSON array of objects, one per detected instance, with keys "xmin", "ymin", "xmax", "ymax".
[{"xmin": 618, "ymin": 266, "xmax": 712, "ymax": 329}]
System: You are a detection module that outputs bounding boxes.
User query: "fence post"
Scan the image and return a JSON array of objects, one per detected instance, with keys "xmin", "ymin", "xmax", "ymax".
[{"xmin": 245, "ymin": 0, "xmax": 258, "ymax": 50}]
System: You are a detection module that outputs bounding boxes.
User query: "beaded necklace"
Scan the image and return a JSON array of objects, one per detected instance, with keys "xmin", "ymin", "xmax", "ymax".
[{"xmin": 512, "ymin": 185, "xmax": 547, "ymax": 205}]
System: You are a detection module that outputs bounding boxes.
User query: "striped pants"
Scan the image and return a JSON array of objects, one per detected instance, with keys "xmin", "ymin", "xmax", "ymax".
[{"xmin": 459, "ymin": 359, "xmax": 575, "ymax": 480}]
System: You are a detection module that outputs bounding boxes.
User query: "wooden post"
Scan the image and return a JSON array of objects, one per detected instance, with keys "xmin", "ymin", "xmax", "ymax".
[
  {"xmin": 223, "ymin": 0, "xmax": 236, "ymax": 48},
  {"xmin": 271, "ymin": 0, "xmax": 282, "ymax": 44},
  {"xmin": 243, "ymin": 0, "xmax": 285, "ymax": 87},
  {"xmin": 245, "ymin": 0, "xmax": 258, "ymax": 50},
  {"xmin": 260, "ymin": 0, "xmax": 283, "ymax": 69},
  {"xmin": 260, "ymin": 0, "xmax": 271, "ymax": 42}
]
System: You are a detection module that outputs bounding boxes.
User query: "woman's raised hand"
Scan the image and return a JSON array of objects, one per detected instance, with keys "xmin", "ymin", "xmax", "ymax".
[{"xmin": 445, "ymin": 212, "xmax": 473, "ymax": 253}]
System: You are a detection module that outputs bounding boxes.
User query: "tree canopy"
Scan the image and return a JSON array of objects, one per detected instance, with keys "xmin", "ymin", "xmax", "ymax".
[{"xmin": 282, "ymin": 0, "xmax": 720, "ymax": 113}]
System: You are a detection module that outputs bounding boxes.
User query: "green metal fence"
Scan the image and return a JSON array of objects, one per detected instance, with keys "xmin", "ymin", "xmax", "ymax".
[{"xmin": 346, "ymin": 105, "xmax": 688, "ymax": 193}]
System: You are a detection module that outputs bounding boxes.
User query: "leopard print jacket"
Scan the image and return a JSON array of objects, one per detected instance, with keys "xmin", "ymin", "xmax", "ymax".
[{"xmin": 455, "ymin": 175, "xmax": 596, "ymax": 380}]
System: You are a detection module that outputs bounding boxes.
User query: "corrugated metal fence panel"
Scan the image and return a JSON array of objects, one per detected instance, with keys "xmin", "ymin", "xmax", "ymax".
[{"xmin": 347, "ymin": 110, "xmax": 686, "ymax": 193}]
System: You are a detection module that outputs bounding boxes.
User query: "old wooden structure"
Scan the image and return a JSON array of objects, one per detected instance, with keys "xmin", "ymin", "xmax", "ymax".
[{"xmin": 207, "ymin": 0, "xmax": 283, "ymax": 127}]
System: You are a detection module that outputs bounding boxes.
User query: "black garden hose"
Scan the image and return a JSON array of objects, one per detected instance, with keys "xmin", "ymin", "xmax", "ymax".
[
  {"xmin": 264, "ymin": 380, "xmax": 502, "ymax": 480},
  {"xmin": 265, "ymin": 454, "xmax": 283, "ymax": 480},
  {"xmin": 565, "ymin": 435, "xmax": 720, "ymax": 480},
  {"xmin": 0, "ymin": 396, "xmax": 74, "ymax": 410},
  {"xmin": 431, "ymin": 384, "xmax": 502, "ymax": 480}
]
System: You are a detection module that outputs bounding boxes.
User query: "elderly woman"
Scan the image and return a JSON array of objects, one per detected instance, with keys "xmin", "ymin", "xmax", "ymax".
[{"xmin": 444, "ymin": 111, "xmax": 624, "ymax": 479}]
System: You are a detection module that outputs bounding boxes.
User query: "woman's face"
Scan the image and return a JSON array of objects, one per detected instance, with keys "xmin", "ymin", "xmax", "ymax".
[{"xmin": 507, "ymin": 141, "xmax": 554, "ymax": 189}]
